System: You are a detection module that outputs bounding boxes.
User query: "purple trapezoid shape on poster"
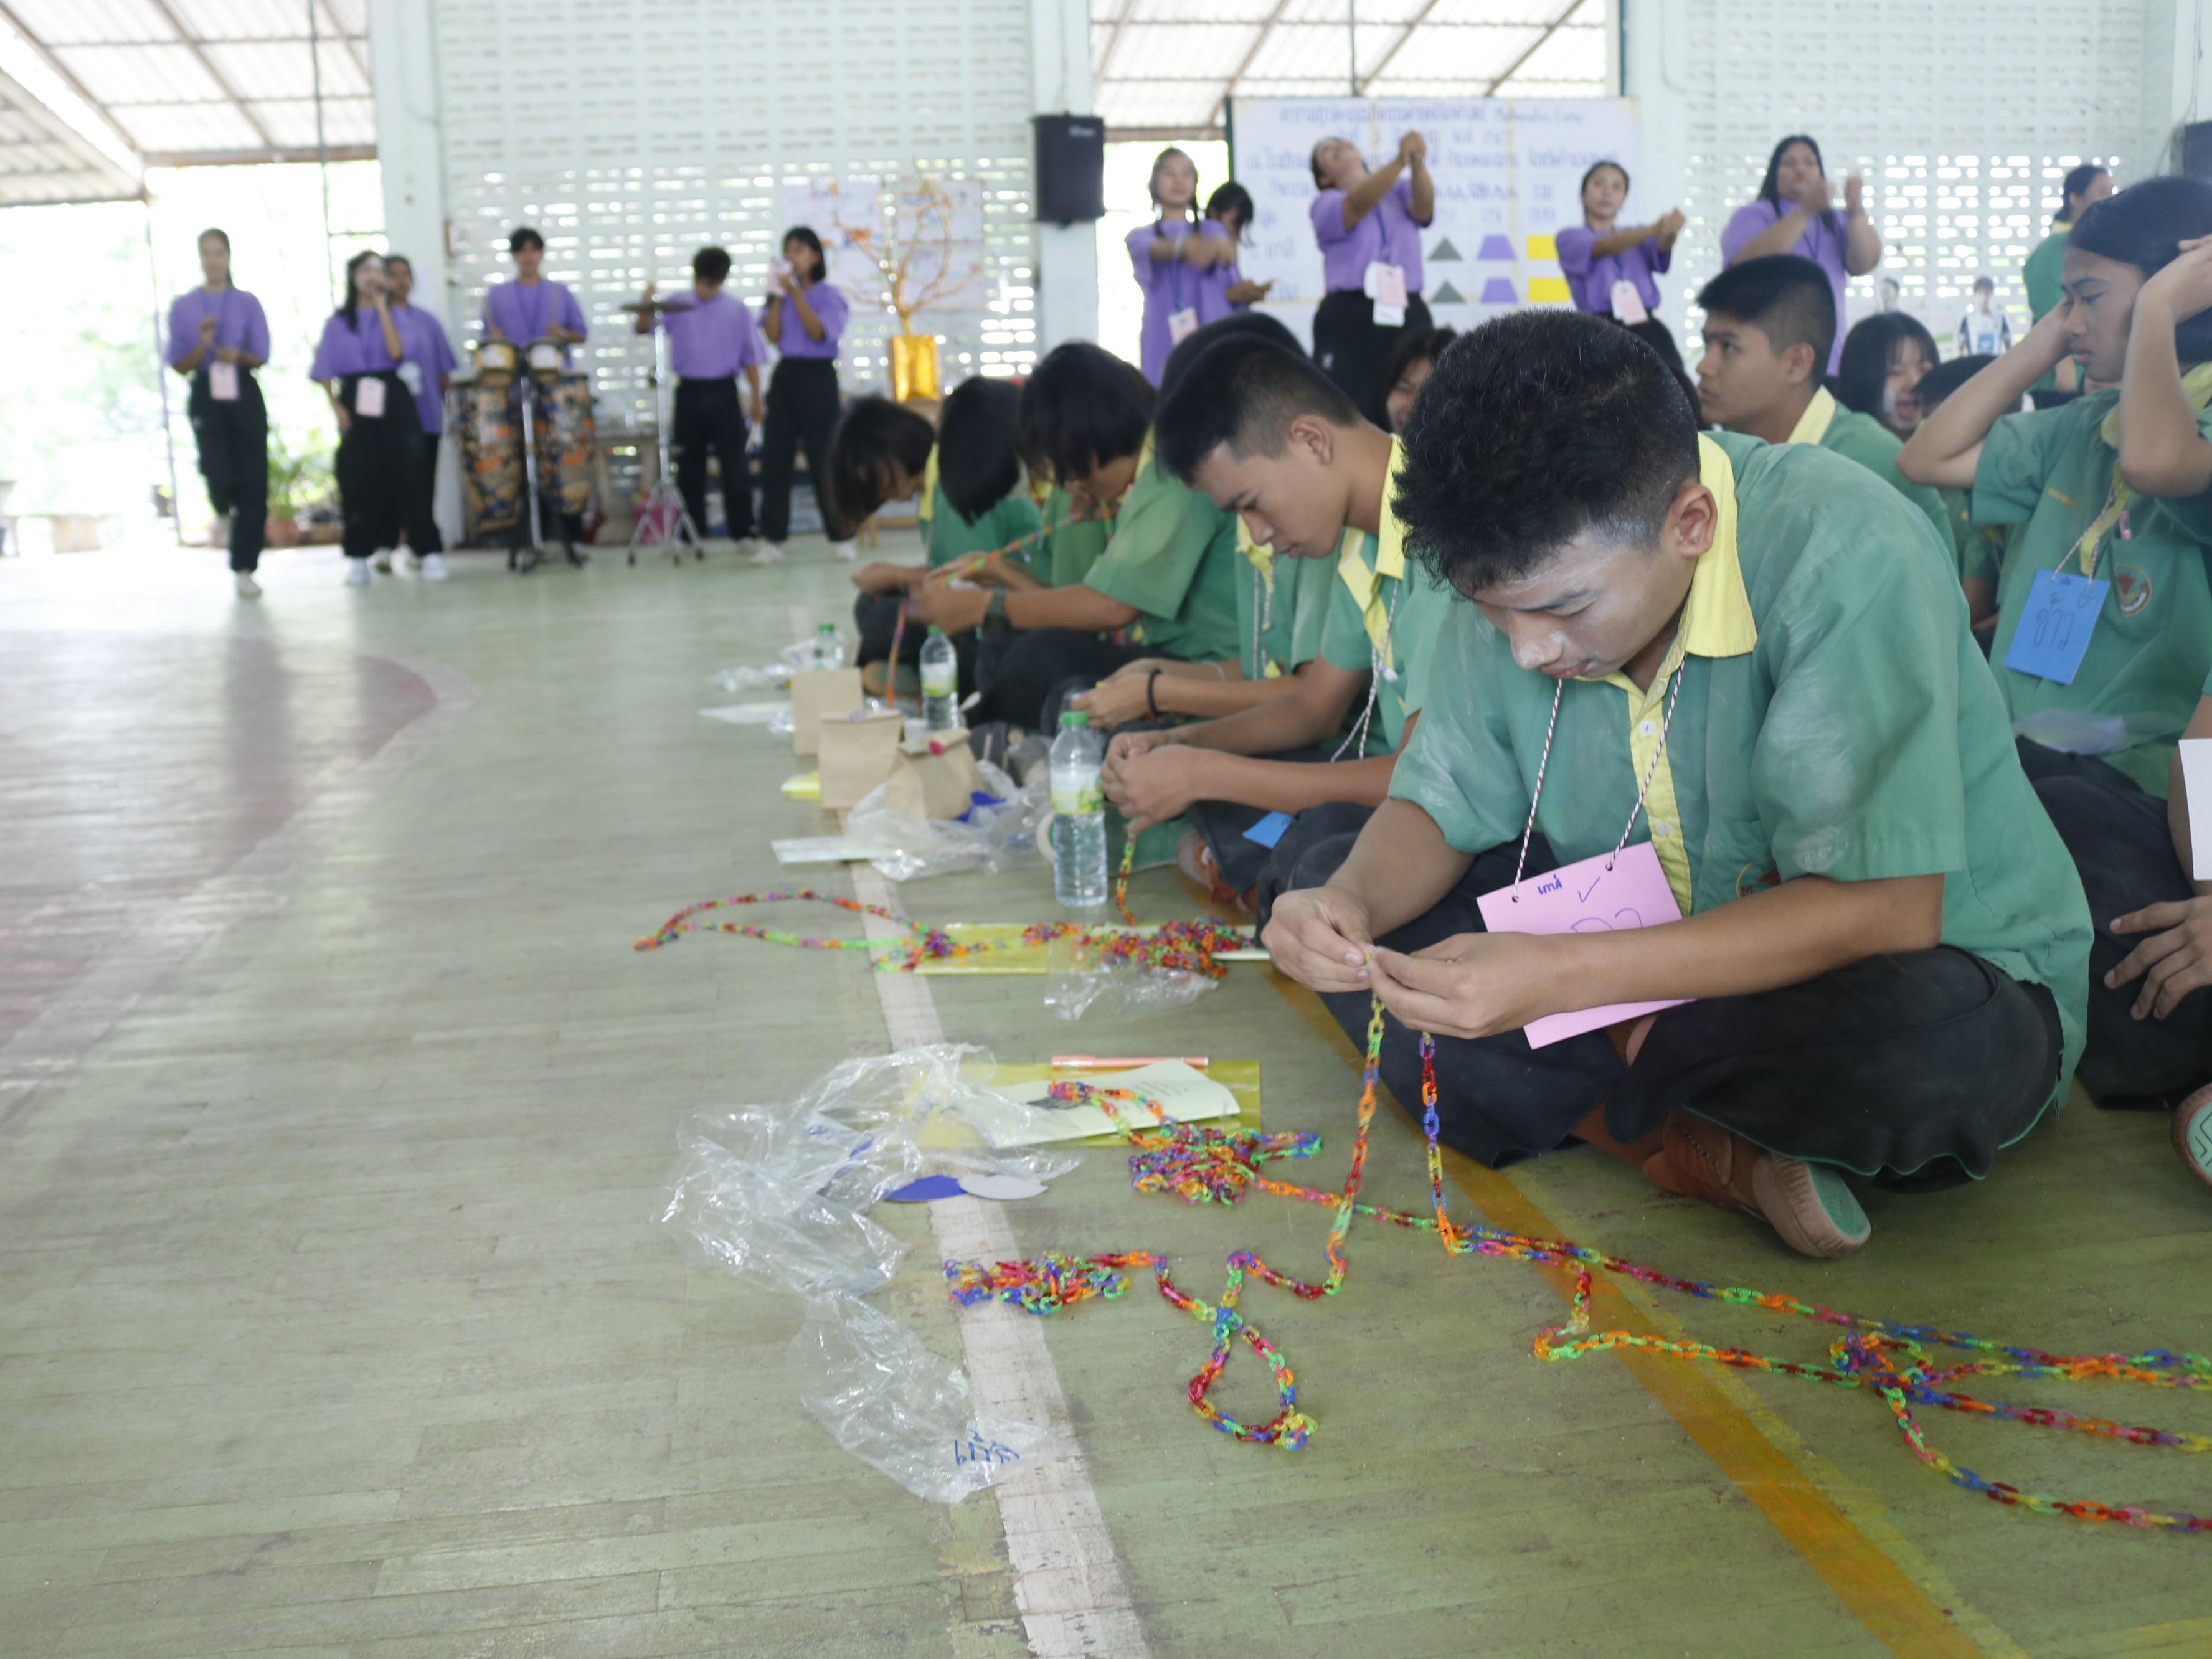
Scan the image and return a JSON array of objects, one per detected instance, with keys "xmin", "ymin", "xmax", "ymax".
[
  {"xmin": 1480, "ymin": 276, "xmax": 1519, "ymax": 303},
  {"xmin": 1477, "ymin": 234, "xmax": 1515, "ymax": 261}
]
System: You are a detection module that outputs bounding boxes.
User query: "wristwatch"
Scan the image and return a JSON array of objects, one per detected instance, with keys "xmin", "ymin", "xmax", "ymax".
[{"xmin": 983, "ymin": 587, "xmax": 1010, "ymax": 635}]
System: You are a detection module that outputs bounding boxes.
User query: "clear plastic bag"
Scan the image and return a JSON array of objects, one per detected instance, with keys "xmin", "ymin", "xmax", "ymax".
[
  {"xmin": 792, "ymin": 1297, "xmax": 1048, "ymax": 1505},
  {"xmin": 710, "ymin": 662, "xmax": 793, "ymax": 693},
  {"xmin": 1042, "ymin": 933, "xmax": 1216, "ymax": 1022},
  {"xmin": 846, "ymin": 762, "xmax": 1049, "ymax": 883}
]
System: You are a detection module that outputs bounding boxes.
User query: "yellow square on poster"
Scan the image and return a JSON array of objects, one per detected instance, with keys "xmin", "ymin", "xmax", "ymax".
[
  {"xmin": 1529, "ymin": 276, "xmax": 1572, "ymax": 304},
  {"xmin": 1526, "ymin": 234, "xmax": 1557, "ymax": 262}
]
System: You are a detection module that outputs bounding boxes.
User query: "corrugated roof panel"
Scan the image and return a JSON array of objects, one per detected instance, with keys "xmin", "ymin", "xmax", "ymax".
[
  {"xmin": 4, "ymin": 0, "xmax": 172, "ymax": 48},
  {"xmin": 319, "ymin": 0, "xmax": 369, "ymax": 36},
  {"xmin": 1430, "ymin": 0, "xmax": 1576, "ymax": 24},
  {"xmin": 248, "ymin": 95, "xmax": 372, "ymax": 146},
  {"xmin": 1374, "ymin": 22, "xmax": 1534, "ymax": 82},
  {"xmin": 170, "ymin": 0, "xmax": 319, "ymax": 39},
  {"xmin": 1097, "ymin": 81, "xmax": 1226, "ymax": 129},
  {"xmin": 54, "ymin": 42, "xmax": 229, "ymax": 105},
  {"xmin": 1243, "ymin": 21, "xmax": 1367, "ymax": 79},
  {"xmin": 1107, "ymin": 23, "xmax": 1262, "ymax": 81},
  {"xmin": 105, "ymin": 97, "xmax": 263, "ymax": 150},
  {"xmin": 1129, "ymin": 0, "xmax": 1275, "ymax": 20},
  {"xmin": 0, "ymin": 65, "xmax": 138, "ymax": 202},
  {"xmin": 1282, "ymin": 0, "xmax": 1425, "ymax": 22},
  {"xmin": 208, "ymin": 39, "xmax": 370, "ymax": 101},
  {"xmin": 1492, "ymin": 9, "xmax": 1604, "ymax": 88}
]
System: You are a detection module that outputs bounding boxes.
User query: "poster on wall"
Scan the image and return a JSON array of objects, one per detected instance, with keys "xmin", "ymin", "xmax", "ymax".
[
  {"xmin": 785, "ymin": 177, "xmax": 884, "ymax": 304},
  {"xmin": 1227, "ymin": 97, "xmax": 1645, "ymax": 345},
  {"xmin": 783, "ymin": 176, "xmax": 990, "ymax": 316}
]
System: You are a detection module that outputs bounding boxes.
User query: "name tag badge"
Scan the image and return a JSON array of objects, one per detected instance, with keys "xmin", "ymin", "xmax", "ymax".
[
  {"xmin": 1368, "ymin": 262, "xmax": 1408, "ymax": 327},
  {"xmin": 1167, "ymin": 306, "xmax": 1200, "ymax": 345},
  {"xmin": 1610, "ymin": 279, "xmax": 1650, "ymax": 325},
  {"xmin": 1475, "ymin": 841, "xmax": 1691, "ymax": 1047},
  {"xmin": 397, "ymin": 360, "xmax": 425, "ymax": 396},
  {"xmin": 2002, "ymin": 570, "xmax": 2107, "ymax": 685},
  {"xmin": 209, "ymin": 361, "xmax": 240, "ymax": 402},
  {"xmin": 354, "ymin": 376, "xmax": 387, "ymax": 418}
]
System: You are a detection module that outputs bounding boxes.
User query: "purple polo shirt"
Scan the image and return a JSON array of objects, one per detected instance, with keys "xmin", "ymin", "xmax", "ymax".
[
  {"xmin": 1192, "ymin": 222, "xmax": 1245, "ymax": 328},
  {"xmin": 308, "ymin": 310, "xmax": 402, "ymax": 379},
  {"xmin": 166, "ymin": 285, "xmax": 270, "ymax": 369},
  {"xmin": 763, "ymin": 281, "xmax": 846, "ymax": 361},
  {"xmin": 1127, "ymin": 218, "xmax": 1199, "ymax": 385},
  {"xmin": 391, "ymin": 303, "xmax": 456, "ymax": 433},
  {"xmin": 1554, "ymin": 225, "xmax": 1670, "ymax": 316},
  {"xmin": 482, "ymin": 278, "xmax": 588, "ymax": 354},
  {"xmin": 1721, "ymin": 200, "xmax": 1850, "ymax": 372},
  {"xmin": 656, "ymin": 290, "xmax": 768, "ymax": 380},
  {"xmin": 1312, "ymin": 175, "xmax": 1426, "ymax": 296}
]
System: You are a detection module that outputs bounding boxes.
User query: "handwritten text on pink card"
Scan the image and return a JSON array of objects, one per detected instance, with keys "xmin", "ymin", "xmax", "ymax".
[{"xmin": 1475, "ymin": 840, "xmax": 1693, "ymax": 1048}]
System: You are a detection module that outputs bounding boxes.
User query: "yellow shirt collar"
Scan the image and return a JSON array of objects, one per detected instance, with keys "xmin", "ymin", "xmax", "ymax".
[
  {"xmin": 1236, "ymin": 515, "xmax": 1273, "ymax": 577},
  {"xmin": 1599, "ymin": 435, "xmax": 1756, "ymax": 695},
  {"xmin": 1377, "ymin": 435, "xmax": 1409, "ymax": 580},
  {"xmin": 1784, "ymin": 385, "xmax": 1837, "ymax": 447},
  {"xmin": 917, "ymin": 444, "xmax": 938, "ymax": 524}
]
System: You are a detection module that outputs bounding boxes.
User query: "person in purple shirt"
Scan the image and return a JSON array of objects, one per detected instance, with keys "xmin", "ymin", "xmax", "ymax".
[
  {"xmin": 1125, "ymin": 147, "xmax": 1204, "ymax": 385},
  {"xmin": 311, "ymin": 252, "xmax": 441, "ymax": 587},
  {"xmin": 1555, "ymin": 161, "xmax": 1689, "ymax": 376},
  {"xmin": 632, "ymin": 245, "xmax": 768, "ymax": 549},
  {"xmin": 481, "ymin": 225, "xmax": 587, "ymax": 362},
  {"xmin": 755, "ymin": 225, "xmax": 854, "ymax": 564},
  {"xmin": 383, "ymin": 253, "xmax": 456, "ymax": 576},
  {"xmin": 1307, "ymin": 130, "xmax": 1434, "ymax": 425},
  {"xmin": 1184, "ymin": 182, "xmax": 1275, "ymax": 329},
  {"xmin": 1721, "ymin": 135, "xmax": 1883, "ymax": 374},
  {"xmin": 166, "ymin": 227, "xmax": 272, "ymax": 597}
]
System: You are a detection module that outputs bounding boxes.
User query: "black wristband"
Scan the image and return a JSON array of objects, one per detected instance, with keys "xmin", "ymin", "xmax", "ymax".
[
  {"xmin": 1146, "ymin": 668, "xmax": 1163, "ymax": 720},
  {"xmin": 983, "ymin": 587, "xmax": 1010, "ymax": 634}
]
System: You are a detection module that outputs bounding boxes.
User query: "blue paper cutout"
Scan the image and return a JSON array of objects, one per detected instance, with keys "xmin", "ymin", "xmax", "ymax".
[
  {"xmin": 1244, "ymin": 811, "xmax": 1293, "ymax": 848},
  {"xmin": 2002, "ymin": 570, "xmax": 2108, "ymax": 686}
]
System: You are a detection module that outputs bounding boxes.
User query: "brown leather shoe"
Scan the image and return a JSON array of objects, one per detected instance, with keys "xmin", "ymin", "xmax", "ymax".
[
  {"xmin": 1643, "ymin": 1112, "xmax": 1871, "ymax": 1259},
  {"xmin": 1175, "ymin": 830, "xmax": 1254, "ymax": 917}
]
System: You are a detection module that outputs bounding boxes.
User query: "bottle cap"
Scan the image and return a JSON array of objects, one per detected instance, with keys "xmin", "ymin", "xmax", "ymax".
[
  {"xmin": 1061, "ymin": 711, "xmax": 1089, "ymax": 728},
  {"xmin": 816, "ymin": 622, "xmax": 835, "ymax": 632},
  {"xmin": 927, "ymin": 625, "xmax": 943, "ymax": 636}
]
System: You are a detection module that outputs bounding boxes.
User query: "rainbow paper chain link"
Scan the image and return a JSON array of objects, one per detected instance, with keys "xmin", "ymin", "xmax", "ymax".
[{"xmin": 945, "ymin": 1004, "xmax": 2212, "ymax": 1536}]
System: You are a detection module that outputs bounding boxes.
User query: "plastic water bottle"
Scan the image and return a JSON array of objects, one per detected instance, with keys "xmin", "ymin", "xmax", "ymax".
[
  {"xmin": 920, "ymin": 627, "xmax": 959, "ymax": 732},
  {"xmin": 811, "ymin": 622, "xmax": 844, "ymax": 671},
  {"xmin": 1050, "ymin": 711, "xmax": 1108, "ymax": 909}
]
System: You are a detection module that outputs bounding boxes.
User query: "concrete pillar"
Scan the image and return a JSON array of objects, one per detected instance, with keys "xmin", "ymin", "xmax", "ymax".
[{"xmin": 1028, "ymin": 0, "xmax": 1099, "ymax": 352}]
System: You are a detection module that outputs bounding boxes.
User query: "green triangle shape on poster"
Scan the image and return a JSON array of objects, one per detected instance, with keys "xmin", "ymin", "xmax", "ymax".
[
  {"xmin": 1429, "ymin": 280, "xmax": 1465, "ymax": 304},
  {"xmin": 1427, "ymin": 237, "xmax": 1462, "ymax": 262}
]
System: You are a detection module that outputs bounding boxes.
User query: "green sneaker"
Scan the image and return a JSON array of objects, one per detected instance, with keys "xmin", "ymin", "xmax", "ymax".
[{"xmin": 2175, "ymin": 1084, "xmax": 2212, "ymax": 1194}]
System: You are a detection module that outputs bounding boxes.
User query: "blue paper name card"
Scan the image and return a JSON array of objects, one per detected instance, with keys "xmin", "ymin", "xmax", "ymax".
[
  {"xmin": 1244, "ymin": 811, "xmax": 1293, "ymax": 848},
  {"xmin": 2003, "ymin": 571, "xmax": 2108, "ymax": 686}
]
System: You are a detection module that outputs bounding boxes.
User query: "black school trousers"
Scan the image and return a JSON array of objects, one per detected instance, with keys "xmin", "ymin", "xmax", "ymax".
[
  {"xmin": 187, "ymin": 368, "xmax": 269, "ymax": 574},
  {"xmin": 970, "ymin": 629, "xmax": 1163, "ymax": 734},
  {"xmin": 674, "ymin": 375, "xmax": 755, "ymax": 539},
  {"xmin": 334, "ymin": 374, "xmax": 438, "ymax": 562},
  {"xmin": 1312, "ymin": 290, "xmax": 1433, "ymax": 428},
  {"xmin": 2018, "ymin": 739, "xmax": 2212, "ymax": 1106},
  {"xmin": 759, "ymin": 357, "xmax": 841, "ymax": 543},
  {"xmin": 406, "ymin": 432, "xmax": 444, "ymax": 554},
  {"xmin": 1257, "ymin": 819, "xmax": 2063, "ymax": 1187}
]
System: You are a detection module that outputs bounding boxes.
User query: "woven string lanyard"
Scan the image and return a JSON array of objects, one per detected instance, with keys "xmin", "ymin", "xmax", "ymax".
[
  {"xmin": 1507, "ymin": 663, "xmax": 1688, "ymax": 902},
  {"xmin": 1330, "ymin": 577, "xmax": 1406, "ymax": 762},
  {"xmin": 1246, "ymin": 557, "xmax": 1274, "ymax": 683}
]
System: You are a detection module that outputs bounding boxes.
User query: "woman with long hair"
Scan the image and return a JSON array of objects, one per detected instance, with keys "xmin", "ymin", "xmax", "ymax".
[
  {"xmin": 756, "ymin": 225, "xmax": 854, "ymax": 563},
  {"xmin": 1835, "ymin": 310, "xmax": 1940, "ymax": 439},
  {"xmin": 1720, "ymin": 135, "xmax": 1882, "ymax": 373},
  {"xmin": 310, "ymin": 250, "xmax": 440, "ymax": 587},
  {"xmin": 166, "ymin": 228, "xmax": 272, "ymax": 597},
  {"xmin": 1305, "ymin": 130, "xmax": 1434, "ymax": 425},
  {"xmin": 1127, "ymin": 147, "xmax": 1203, "ymax": 385},
  {"xmin": 1184, "ymin": 181, "xmax": 1274, "ymax": 328}
]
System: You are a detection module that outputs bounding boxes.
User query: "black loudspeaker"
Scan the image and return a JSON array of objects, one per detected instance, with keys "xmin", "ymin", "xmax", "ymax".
[
  {"xmin": 2185, "ymin": 121, "xmax": 2212, "ymax": 182},
  {"xmin": 1034, "ymin": 115, "xmax": 1105, "ymax": 224}
]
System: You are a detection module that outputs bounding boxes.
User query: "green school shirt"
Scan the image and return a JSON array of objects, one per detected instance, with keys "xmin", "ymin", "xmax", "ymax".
[
  {"xmin": 1318, "ymin": 529, "xmax": 1455, "ymax": 754},
  {"xmin": 1939, "ymin": 486, "xmax": 2003, "ymax": 588},
  {"xmin": 1036, "ymin": 486, "xmax": 1109, "ymax": 587},
  {"xmin": 1229, "ymin": 539, "xmax": 1322, "ymax": 681},
  {"xmin": 925, "ymin": 486, "xmax": 1042, "ymax": 569},
  {"xmin": 1392, "ymin": 431, "xmax": 2090, "ymax": 1124},
  {"xmin": 1972, "ymin": 389, "xmax": 2212, "ymax": 796},
  {"xmin": 1082, "ymin": 458, "xmax": 1242, "ymax": 662},
  {"xmin": 1814, "ymin": 405, "xmax": 1954, "ymax": 554},
  {"xmin": 2023, "ymin": 227, "xmax": 2069, "ymax": 395}
]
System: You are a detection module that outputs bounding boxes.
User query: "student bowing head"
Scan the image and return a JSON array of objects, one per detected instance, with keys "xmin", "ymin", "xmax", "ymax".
[
  {"xmin": 1694, "ymin": 255, "xmax": 1835, "ymax": 439},
  {"xmin": 1392, "ymin": 311, "xmax": 1708, "ymax": 684},
  {"xmin": 2061, "ymin": 175, "xmax": 2212, "ymax": 383},
  {"xmin": 825, "ymin": 397, "xmax": 935, "ymax": 527},
  {"xmin": 1156, "ymin": 329, "xmax": 1372, "ymax": 560},
  {"xmin": 1017, "ymin": 341, "xmax": 1154, "ymax": 514},
  {"xmin": 935, "ymin": 376, "xmax": 1026, "ymax": 523}
]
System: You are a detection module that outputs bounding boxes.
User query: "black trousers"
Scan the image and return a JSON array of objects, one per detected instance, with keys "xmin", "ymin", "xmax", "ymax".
[
  {"xmin": 334, "ymin": 374, "xmax": 438, "ymax": 562},
  {"xmin": 187, "ymin": 369, "xmax": 269, "ymax": 574},
  {"xmin": 1312, "ymin": 290, "xmax": 1434, "ymax": 428},
  {"xmin": 2018, "ymin": 739, "xmax": 2212, "ymax": 1106},
  {"xmin": 971, "ymin": 629, "xmax": 1161, "ymax": 733},
  {"xmin": 674, "ymin": 376, "xmax": 755, "ymax": 539},
  {"xmin": 1260, "ymin": 831, "xmax": 2063, "ymax": 1187},
  {"xmin": 759, "ymin": 357, "xmax": 841, "ymax": 543},
  {"xmin": 1182, "ymin": 747, "xmax": 1341, "ymax": 892},
  {"xmin": 853, "ymin": 590, "xmax": 982, "ymax": 697},
  {"xmin": 406, "ymin": 432, "xmax": 443, "ymax": 554}
]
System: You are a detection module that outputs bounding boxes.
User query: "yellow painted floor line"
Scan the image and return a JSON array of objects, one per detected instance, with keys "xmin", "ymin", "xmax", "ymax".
[{"xmin": 1267, "ymin": 973, "xmax": 2003, "ymax": 1659}]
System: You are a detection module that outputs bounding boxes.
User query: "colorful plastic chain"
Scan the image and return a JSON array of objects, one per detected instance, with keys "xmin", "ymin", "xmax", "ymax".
[{"xmin": 946, "ymin": 1003, "xmax": 2212, "ymax": 1536}]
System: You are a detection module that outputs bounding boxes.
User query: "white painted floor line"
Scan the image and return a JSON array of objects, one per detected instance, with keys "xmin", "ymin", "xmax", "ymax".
[
  {"xmin": 0, "ymin": 653, "xmax": 476, "ymax": 1130},
  {"xmin": 848, "ymin": 864, "xmax": 1150, "ymax": 1659}
]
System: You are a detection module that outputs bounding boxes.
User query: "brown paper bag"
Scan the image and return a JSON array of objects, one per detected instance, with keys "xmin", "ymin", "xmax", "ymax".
[
  {"xmin": 789, "ymin": 669, "xmax": 864, "ymax": 757},
  {"xmin": 816, "ymin": 708, "xmax": 904, "ymax": 810},
  {"xmin": 885, "ymin": 731, "xmax": 981, "ymax": 821}
]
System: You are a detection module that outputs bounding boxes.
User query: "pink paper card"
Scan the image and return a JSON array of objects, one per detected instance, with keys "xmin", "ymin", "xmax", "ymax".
[{"xmin": 1475, "ymin": 839, "xmax": 1692, "ymax": 1048}]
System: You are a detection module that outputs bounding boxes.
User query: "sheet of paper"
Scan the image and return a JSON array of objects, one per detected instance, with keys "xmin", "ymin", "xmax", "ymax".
[
  {"xmin": 2002, "ymin": 570, "xmax": 2107, "ymax": 686},
  {"xmin": 772, "ymin": 835, "xmax": 897, "ymax": 865},
  {"xmin": 1475, "ymin": 840, "xmax": 1691, "ymax": 1047},
  {"xmin": 354, "ymin": 376, "xmax": 385, "ymax": 418},
  {"xmin": 964, "ymin": 1061, "xmax": 1238, "ymax": 1147},
  {"xmin": 2182, "ymin": 739, "xmax": 2212, "ymax": 882},
  {"xmin": 700, "ymin": 702, "xmax": 789, "ymax": 726},
  {"xmin": 209, "ymin": 361, "xmax": 239, "ymax": 402}
]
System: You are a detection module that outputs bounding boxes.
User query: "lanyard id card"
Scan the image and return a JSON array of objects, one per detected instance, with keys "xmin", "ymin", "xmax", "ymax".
[
  {"xmin": 209, "ymin": 361, "xmax": 240, "ymax": 402},
  {"xmin": 1610, "ymin": 279, "xmax": 1650, "ymax": 325},
  {"xmin": 396, "ymin": 360, "xmax": 425, "ymax": 396},
  {"xmin": 1167, "ymin": 306, "xmax": 1199, "ymax": 344},
  {"xmin": 1366, "ymin": 261, "xmax": 1407, "ymax": 326},
  {"xmin": 354, "ymin": 375, "xmax": 386, "ymax": 418},
  {"xmin": 2002, "ymin": 570, "xmax": 2107, "ymax": 685}
]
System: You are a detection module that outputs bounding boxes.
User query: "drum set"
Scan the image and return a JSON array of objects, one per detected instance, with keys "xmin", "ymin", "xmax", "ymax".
[{"xmin": 455, "ymin": 335, "xmax": 595, "ymax": 572}]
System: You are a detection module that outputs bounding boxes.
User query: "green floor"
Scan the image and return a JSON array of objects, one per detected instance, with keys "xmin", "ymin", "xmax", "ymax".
[{"xmin": 1, "ymin": 540, "xmax": 2207, "ymax": 1658}]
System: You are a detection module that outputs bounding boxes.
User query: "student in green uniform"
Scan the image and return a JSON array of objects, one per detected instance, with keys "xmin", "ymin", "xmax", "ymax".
[
  {"xmin": 829, "ymin": 379, "xmax": 1044, "ymax": 698},
  {"xmin": 1911, "ymin": 353, "xmax": 2006, "ymax": 639},
  {"xmin": 2024, "ymin": 163, "xmax": 2112, "ymax": 405},
  {"xmin": 1097, "ymin": 332, "xmax": 1455, "ymax": 905},
  {"xmin": 1264, "ymin": 311, "xmax": 2089, "ymax": 1259},
  {"xmin": 1694, "ymin": 256, "xmax": 1953, "ymax": 551},
  {"xmin": 1903, "ymin": 177, "xmax": 2212, "ymax": 1137},
  {"xmin": 911, "ymin": 341, "xmax": 1243, "ymax": 731},
  {"xmin": 1836, "ymin": 310, "xmax": 1939, "ymax": 438}
]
